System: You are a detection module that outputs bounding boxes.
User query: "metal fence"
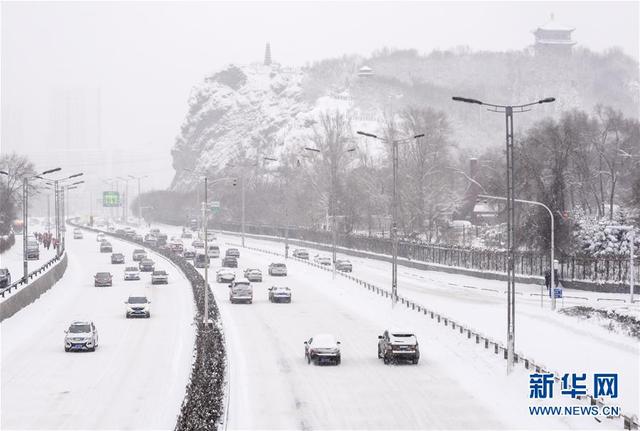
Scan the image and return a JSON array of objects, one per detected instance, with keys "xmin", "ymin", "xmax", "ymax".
[
  {"xmin": 0, "ymin": 251, "xmax": 64, "ymax": 298},
  {"xmin": 219, "ymin": 222, "xmax": 639, "ymax": 285}
]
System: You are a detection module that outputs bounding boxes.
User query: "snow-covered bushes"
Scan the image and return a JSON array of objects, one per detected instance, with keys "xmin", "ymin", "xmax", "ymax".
[{"xmin": 574, "ymin": 208, "xmax": 639, "ymax": 257}]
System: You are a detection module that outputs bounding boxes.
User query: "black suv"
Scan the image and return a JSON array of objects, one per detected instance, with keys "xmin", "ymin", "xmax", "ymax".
[{"xmin": 377, "ymin": 330, "xmax": 420, "ymax": 364}]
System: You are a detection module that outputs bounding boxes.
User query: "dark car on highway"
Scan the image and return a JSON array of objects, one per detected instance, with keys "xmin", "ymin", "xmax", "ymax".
[
  {"xmin": 0, "ymin": 268, "xmax": 11, "ymax": 288},
  {"xmin": 111, "ymin": 253, "xmax": 125, "ymax": 264},
  {"xmin": 377, "ymin": 330, "xmax": 420, "ymax": 364},
  {"xmin": 225, "ymin": 248, "xmax": 240, "ymax": 258},
  {"xmin": 94, "ymin": 272, "xmax": 113, "ymax": 287},
  {"xmin": 100, "ymin": 241, "xmax": 113, "ymax": 253},
  {"xmin": 222, "ymin": 256, "xmax": 238, "ymax": 268},
  {"xmin": 139, "ymin": 259, "xmax": 155, "ymax": 272}
]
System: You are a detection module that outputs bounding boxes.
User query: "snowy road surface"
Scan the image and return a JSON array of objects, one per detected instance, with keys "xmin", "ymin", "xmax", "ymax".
[
  {"xmin": 216, "ymin": 231, "xmax": 640, "ymax": 416},
  {"xmin": 1, "ymin": 229, "xmax": 195, "ymax": 430},
  {"xmin": 200, "ymin": 236, "xmax": 598, "ymax": 429}
]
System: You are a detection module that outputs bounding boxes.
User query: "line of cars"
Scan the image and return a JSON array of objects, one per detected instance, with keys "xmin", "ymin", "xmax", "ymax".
[
  {"xmin": 292, "ymin": 248, "xmax": 353, "ymax": 272},
  {"xmin": 132, "ymin": 225, "xmax": 419, "ymax": 367},
  {"xmin": 67, "ymin": 229, "xmax": 168, "ymax": 352}
]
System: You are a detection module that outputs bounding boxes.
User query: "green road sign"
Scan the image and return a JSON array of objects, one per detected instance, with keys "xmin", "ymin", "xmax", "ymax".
[{"xmin": 103, "ymin": 191, "xmax": 121, "ymax": 207}]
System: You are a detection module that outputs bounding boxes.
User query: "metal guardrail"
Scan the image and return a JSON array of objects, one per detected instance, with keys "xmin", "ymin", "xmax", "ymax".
[
  {"xmin": 0, "ymin": 252, "xmax": 64, "ymax": 298},
  {"xmin": 233, "ymin": 241, "xmax": 639, "ymax": 430}
]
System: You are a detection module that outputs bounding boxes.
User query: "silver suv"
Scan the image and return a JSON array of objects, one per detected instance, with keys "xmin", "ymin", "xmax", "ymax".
[{"xmin": 64, "ymin": 321, "xmax": 99, "ymax": 352}]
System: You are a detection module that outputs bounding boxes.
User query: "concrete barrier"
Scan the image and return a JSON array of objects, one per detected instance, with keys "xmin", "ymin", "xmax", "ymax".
[{"xmin": 0, "ymin": 252, "xmax": 68, "ymax": 322}]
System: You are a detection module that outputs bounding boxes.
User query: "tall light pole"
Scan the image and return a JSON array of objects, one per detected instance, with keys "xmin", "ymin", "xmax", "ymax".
[
  {"xmin": 356, "ymin": 131, "xmax": 424, "ymax": 307},
  {"xmin": 184, "ymin": 169, "xmax": 236, "ymax": 327},
  {"xmin": 228, "ymin": 160, "xmax": 259, "ymax": 247},
  {"xmin": 129, "ymin": 175, "xmax": 148, "ymax": 225},
  {"xmin": 453, "ymin": 95, "xmax": 555, "ymax": 374},
  {"xmin": 21, "ymin": 167, "xmax": 62, "ymax": 279},
  {"xmin": 606, "ymin": 225, "xmax": 636, "ymax": 304},
  {"xmin": 479, "ymin": 194, "xmax": 556, "ymax": 310},
  {"xmin": 41, "ymin": 173, "xmax": 82, "ymax": 255},
  {"xmin": 263, "ymin": 156, "xmax": 299, "ymax": 259},
  {"xmin": 117, "ymin": 177, "xmax": 131, "ymax": 224},
  {"xmin": 304, "ymin": 146, "xmax": 356, "ymax": 279}
]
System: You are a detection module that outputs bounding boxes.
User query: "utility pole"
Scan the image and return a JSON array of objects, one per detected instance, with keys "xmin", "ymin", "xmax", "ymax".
[
  {"xmin": 356, "ymin": 131, "xmax": 424, "ymax": 308},
  {"xmin": 453, "ymin": 95, "xmax": 555, "ymax": 374},
  {"xmin": 241, "ymin": 173, "xmax": 246, "ymax": 247},
  {"xmin": 22, "ymin": 177, "xmax": 28, "ymax": 281},
  {"xmin": 203, "ymin": 176, "xmax": 210, "ymax": 327}
]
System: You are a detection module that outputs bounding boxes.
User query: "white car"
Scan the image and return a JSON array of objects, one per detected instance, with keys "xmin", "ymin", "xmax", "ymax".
[
  {"xmin": 124, "ymin": 296, "xmax": 151, "ymax": 318},
  {"xmin": 229, "ymin": 278, "xmax": 253, "ymax": 304},
  {"xmin": 304, "ymin": 334, "xmax": 341, "ymax": 365},
  {"xmin": 244, "ymin": 268, "xmax": 262, "ymax": 282},
  {"xmin": 151, "ymin": 270, "xmax": 168, "ymax": 284},
  {"xmin": 124, "ymin": 266, "xmax": 140, "ymax": 281},
  {"xmin": 216, "ymin": 268, "xmax": 236, "ymax": 283},
  {"xmin": 268, "ymin": 263, "xmax": 287, "ymax": 276},
  {"xmin": 96, "ymin": 233, "xmax": 105, "ymax": 242},
  {"xmin": 314, "ymin": 255, "xmax": 332, "ymax": 266},
  {"xmin": 64, "ymin": 321, "xmax": 99, "ymax": 352}
]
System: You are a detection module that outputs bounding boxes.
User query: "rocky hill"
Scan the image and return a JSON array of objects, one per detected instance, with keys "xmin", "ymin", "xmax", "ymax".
[{"xmin": 170, "ymin": 47, "xmax": 639, "ymax": 191}]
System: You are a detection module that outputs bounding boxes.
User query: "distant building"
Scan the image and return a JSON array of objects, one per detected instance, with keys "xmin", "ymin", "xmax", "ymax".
[
  {"xmin": 357, "ymin": 65, "xmax": 374, "ymax": 77},
  {"xmin": 533, "ymin": 13, "xmax": 576, "ymax": 56}
]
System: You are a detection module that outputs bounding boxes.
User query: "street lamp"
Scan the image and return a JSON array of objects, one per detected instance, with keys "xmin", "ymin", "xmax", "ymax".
[
  {"xmin": 183, "ymin": 169, "xmax": 236, "ymax": 328},
  {"xmin": 453, "ymin": 95, "xmax": 555, "ymax": 374},
  {"xmin": 304, "ymin": 145, "xmax": 357, "ymax": 279},
  {"xmin": 129, "ymin": 175, "xmax": 149, "ymax": 225},
  {"xmin": 606, "ymin": 225, "xmax": 636, "ymax": 304},
  {"xmin": 479, "ymin": 194, "xmax": 556, "ymax": 310},
  {"xmin": 356, "ymin": 130, "xmax": 424, "ymax": 307},
  {"xmin": 227, "ymin": 160, "xmax": 259, "ymax": 247},
  {"xmin": 262, "ymin": 156, "xmax": 300, "ymax": 259},
  {"xmin": 20, "ymin": 167, "xmax": 62, "ymax": 280}
]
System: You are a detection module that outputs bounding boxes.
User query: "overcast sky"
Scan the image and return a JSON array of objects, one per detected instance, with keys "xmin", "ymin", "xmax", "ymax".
[{"xmin": 1, "ymin": 1, "xmax": 638, "ymax": 190}]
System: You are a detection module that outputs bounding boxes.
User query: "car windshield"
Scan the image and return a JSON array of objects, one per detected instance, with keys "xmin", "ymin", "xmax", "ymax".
[
  {"xmin": 125, "ymin": 267, "xmax": 138, "ymax": 271},
  {"xmin": 153, "ymin": 271, "xmax": 166, "ymax": 275},
  {"xmin": 127, "ymin": 297, "xmax": 148, "ymax": 304},
  {"xmin": 0, "ymin": 269, "xmax": 8, "ymax": 275},
  {"xmin": 28, "ymin": 241, "xmax": 38, "ymax": 247},
  {"xmin": 272, "ymin": 263, "xmax": 285, "ymax": 268},
  {"xmin": 96, "ymin": 272, "xmax": 110, "ymax": 277},
  {"xmin": 69, "ymin": 324, "xmax": 91, "ymax": 333},
  {"xmin": 134, "ymin": 249, "xmax": 144, "ymax": 253}
]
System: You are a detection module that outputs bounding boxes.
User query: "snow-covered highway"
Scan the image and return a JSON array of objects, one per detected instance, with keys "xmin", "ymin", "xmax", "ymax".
[
  {"xmin": 215, "ymin": 231, "xmax": 640, "ymax": 416},
  {"xmin": 1, "ymin": 229, "xmax": 195, "ymax": 430},
  {"xmin": 187, "ymin": 229, "xmax": 596, "ymax": 429}
]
